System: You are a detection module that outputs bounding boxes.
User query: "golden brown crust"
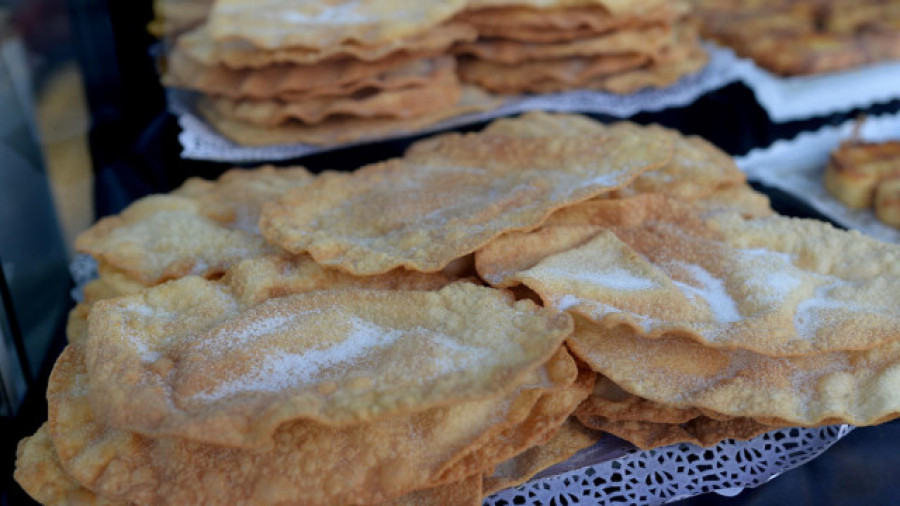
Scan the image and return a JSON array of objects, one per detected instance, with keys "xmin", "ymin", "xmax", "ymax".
[
  {"xmin": 825, "ymin": 140, "xmax": 900, "ymax": 227},
  {"xmin": 259, "ymin": 118, "xmax": 672, "ymax": 275},
  {"xmin": 875, "ymin": 177, "xmax": 900, "ymax": 228},
  {"xmin": 693, "ymin": 0, "xmax": 900, "ymax": 76},
  {"xmin": 483, "ymin": 193, "xmax": 900, "ymax": 356},
  {"xmin": 567, "ymin": 319, "xmax": 900, "ymax": 427},
  {"xmin": 203, "ymin": 57, "xmax": 461, "ymax": 126}
]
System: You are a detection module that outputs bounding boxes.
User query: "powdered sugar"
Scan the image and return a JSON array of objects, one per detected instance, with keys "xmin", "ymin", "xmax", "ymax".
[
  {"xmin": 553, "ymin": 294, "xmax": 657, "ymax": 333},
  {"xmin": 737, "ymin": 248, "xmax": 804, "ymax": 305},
  {"xmin": 670, "ymin": 262, "xmax": 742, "ymax": 324},
  {"xmin": 415, "ymin": 327, "xmax": 494, "ymax": 382},
  {"xmin": 280, "ymin": 2, "xmax": 370, "ymax": 25},
  {"xmin": 548, "ymin": 264, "xmax": 658, "ymax": 292},
  {"xmin": 556, "ymin": 294, "xmax": 586, "ymax": 312},
  {"xmin": 793, "ymin": 279, "xmax": 855, "ymax": 341},
  {"xmin": 577, "ymin": 170, "xmax": 631, "ymax": 190},
  {"xmin": 204, "ymin": 311, "xmax": 304, "ymax": 351},
  {"xmin": 194, "ymin": 316, "xmax": 403, "ymax": 401}
]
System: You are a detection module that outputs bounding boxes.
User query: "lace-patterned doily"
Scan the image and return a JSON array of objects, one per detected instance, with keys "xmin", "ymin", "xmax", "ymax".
[
  {"xmin": 484, "ymin": 425, "xmax": 853, "ymax": 505},
  {"xmin": 172, "ymin": 44, "xmax": 745, "ymax": 163},
  {"xmin": 736, "ymin": 111, "xmax": 900, "ymax": 244}
]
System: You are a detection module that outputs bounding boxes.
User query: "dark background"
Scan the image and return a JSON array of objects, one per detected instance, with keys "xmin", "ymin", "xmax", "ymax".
[{"xmin": 2, "ymin": 0, "xmax": 900, "ymax": 504}]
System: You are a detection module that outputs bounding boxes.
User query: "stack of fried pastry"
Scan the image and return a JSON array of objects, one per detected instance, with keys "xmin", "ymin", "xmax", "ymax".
[
  {"xmin": 17, "ymin": 113, "xmax": 900, "ymax": 505},
  {"xmin": 692, "ymin": 0, "xmax": 900, "ymax": 76},
  {"xmin": 161, "ymin": 0, "xmax": 497, "ymax": 146},
  {"xmin": 148, "ymin": 0, "xmax": 213, "ymax": 38},
  {"xmin": 454, "ymin": 0, "xmax": 708, "ymax": 94},
  {"xmin": 155, "ymin": 0, "xmax": 711, "ymax": 147},
  {"xmin": 824, "ymin": 138, "xmax": 900, "ymax": 228}
]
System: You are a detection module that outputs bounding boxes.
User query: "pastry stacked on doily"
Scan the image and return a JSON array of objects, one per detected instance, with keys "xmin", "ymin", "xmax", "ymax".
[
  {"xmin": 160, "ymin": 0, "xmax": 498, "ymax": 146},
  {"xmin": 17, "ymin": 113, "xmax": 900, "ymax": 505},
  {"xmin": 825, "ymin": 138, "xmax": 900, "ymax": 228},
  {"xmin": 454, "ymin": 0, "xmax": 707, "ymax": 94},
  {"xmin": 692, "ymin": 0, "xmax": 900, "ymax": 76},
  {"xmin": 148, "ymin": 0, "xmax": 213, "ymax": 37},
  {"xmin": 155, "ymin": 0, "xmax": 710, "ymax": 146}
]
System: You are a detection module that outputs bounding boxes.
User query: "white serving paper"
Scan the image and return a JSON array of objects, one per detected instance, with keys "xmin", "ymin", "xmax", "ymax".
[
  {"xmin": 736, "ymin": 112, "xmax": 900, "ymax": 244},
  {"xmin": 732, "ymin": 48, "xmax": 900, "ymax": 122},
  {"xmin": 173, "ymin": 44, "xmax": 745, "ymax": 162},
  {"xmin": 483, "ymin": 425, "xmax": 852, "ymax": 506}
]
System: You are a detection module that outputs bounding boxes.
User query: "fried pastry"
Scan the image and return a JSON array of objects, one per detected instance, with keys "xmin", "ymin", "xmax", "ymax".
[
  {"xmin": 197, "ymin": 85, "xmax": 499, "ymax": 146},
  {"xmin": 207, "ymin": 0, "xmax": 468, "ymax": 51},
  {"xmin": 478, "ymin": 194, "xmax": 900, "ymax": 356},
  {"xmin": 49, "ymin": 343, "xmax": 575, "ymax": 505},
  {"xmin": 85, "ymin": 280, "xmax": 573, "ymax": 448},
  {"xmin": 164, "ymin": 48, "xmax": 450, "ymax": 100},
  {"xmin": 825, "ymin": 139, "xmax": 900, "ymax": 216},
  {"xmin": 75, "ymin": 167, "xmax": 313, "ymax": 285},
  {"xmin": 20, "ymin": 113, "xmax": 900, "ymax": 505},
  {"xmin": 693, "ymin": 0, "xmax": 900, "ymax": 75},
  {"xmin": 204, "ymin": 58, "xmax": 461, "ymax": 126},
  {"xmin": 260, "ymin": 118, "xmax": 672, "ymax": 275},
  {"xmin": 567, "ymin": 318, "xmax": 900, "ymax": 427},
  {"xmin": 875, "ymin": 177, "xmax": 900, "ymax": 228}
]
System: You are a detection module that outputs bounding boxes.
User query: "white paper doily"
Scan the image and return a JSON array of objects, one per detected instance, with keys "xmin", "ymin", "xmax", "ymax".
[
  {"xmin": 484, "ymin": 425, "xmax": 854, "ymax": 505},
  {"xmin": 731, "ymin": 49, "xmax": 900, "ymax": 123},
  {"xmin": 735, "ymin": 111, "xmax": 900, "ymax": 244},
  {"xmin": 172, "ymin": 44, "xmax": 745, "ymax": 163}
]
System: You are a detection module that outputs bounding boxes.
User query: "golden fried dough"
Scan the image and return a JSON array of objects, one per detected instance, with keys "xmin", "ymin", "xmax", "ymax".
[
  {"xmin": 50, "ymin": 344, "xmax": 569, "ymax": 505},
  {"xmin": 64, "ymin": 305, "xmax": 91, "ymax": 346},
  {"xmin": 875, "ymin": 177, "xmax": 900, "ymax": 228},
  {"xmin": 606, "ymin": 133, "xmax": 745, "ymax": 201},
  {"xmin": 224, "ymin": 254, "xmax": 460, "ymax": 308},
  {"xmin": 455, "ymin": 25, "xmax": 672, "ymax": 65},
  {"xmin": 260, "ymin": 120, "xmax": 672, "ymax": 275},
  {"xmin": 81, "ymin": 277, "xmax": 135, "ymax": 307},
  {"xmin": 483, "ymin": 419, "xmax": 601, "ymax": 495},
  {"xmin": 207, "ymin": 0, "xmax": 467, "ymax": 50},
  {"xmin": 456, "ymin": 18, "xmax": 704, "ymax": 95},
  {"xmin": 181, "ymin": 21, "xmax": 477, "ymax": 69},
  {"xmin": 466, "ymin": 0, "xmax": 671, "ymax": 16},
  {"xmin": 175, "ymin": 166, "xmax": 315, "ymax": 231},
  {"xmin": 204, "ymin": 58, "xmax": 461, "ymax": 126},
  {"xmin": 435, "ymin": 365, "xmax": 594, "ymax": 484},
  {"xmin": 76, "ymin": 195, "xmax": 276, "ymax": 285},
  {"xmin": 76, "ymin": 167, "xmax": 313, "ymax": 285},
  {"xmin": 576, "ymin": 375, "xmax": 701, "ymax": 424},
  {"xmin": 824, "ymin": 140, "xmax": 900, "ymax": 209},
  {"xmin": 482, "ymin": 113, "xmax": 745, "ymax": 202},
  {"xmin": 694, "ymin": 183, "xmax": 774, "ymax": 219},
  {"xmin": 23, "ymin": 113, "xmax": 900, "ymax": 505},
  {"xmin": 14, "ymin": 424, "xmax": 125, "ymax": 506},
  {"xmin": 458, "ymin": 52, "xmax": 650, "ymax": 94},
  {"xmin": 583, "ymin": 41, "xmax": 708, "ymax": 94},
  {"xmin": 383, "ymin": 475, "xmax": 483, "ymax": 506},
  {"xmin": 85, "ymin": 280, "xmax": 573, "ymax": 448},
  {"xmin": 148, "ymin": 0, "xmax": 212, "ymax": 37},
  {"xmin": 693, "ymin": 0, "xmax": 900, "ymax": 75},
  {"xmin": 164, "ymin": 47, "xmax": 447, "ymax": 100},
  {"xmin": 577, "ymin": 414, "xmax": 776, "ymax": 450},
  {"xmin": 197, "ymin": 84, "xmax": 499, "ymax": 146},
  {"xmin": 493, "ymin": 195, "xmax": 900, "ymax": 355},
  {"xmin": 568, "ymin": 319, "xmax": 900, "ymax": 427},
  {"xmin": 455, "ymin": 2, "xmax": 688, "ymax": 42}
]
